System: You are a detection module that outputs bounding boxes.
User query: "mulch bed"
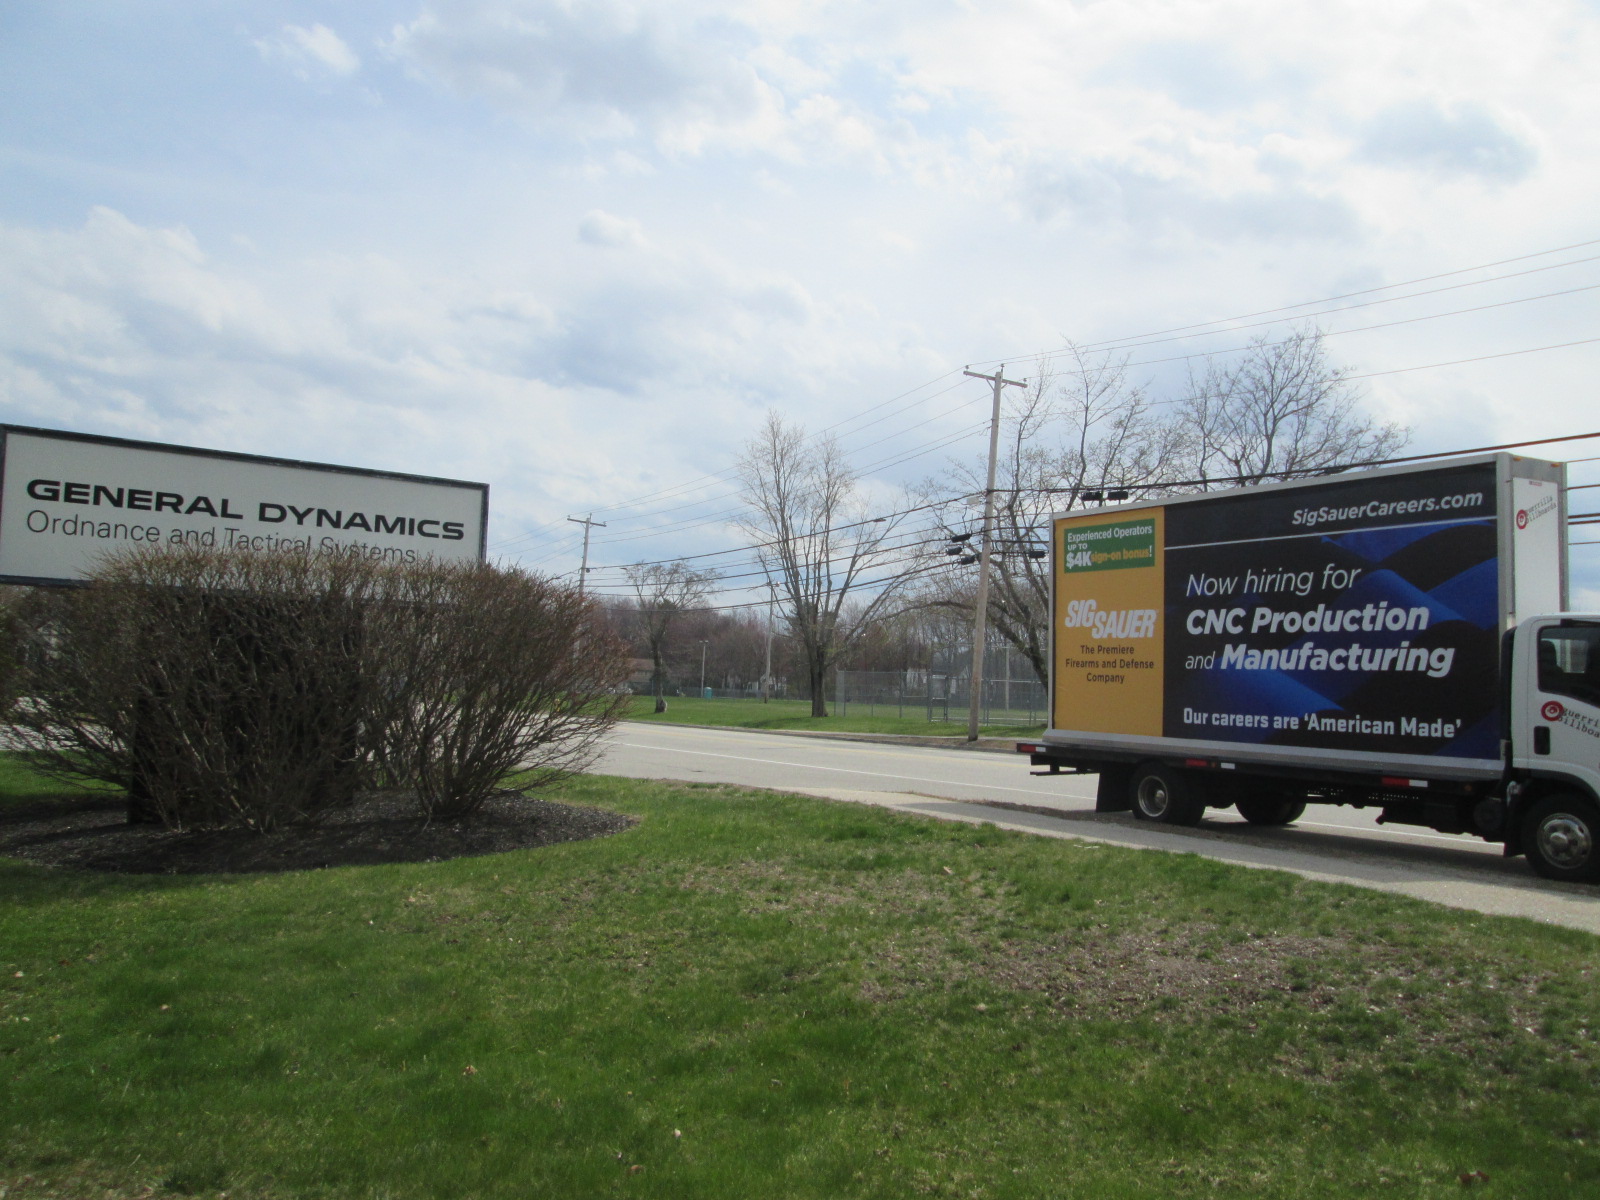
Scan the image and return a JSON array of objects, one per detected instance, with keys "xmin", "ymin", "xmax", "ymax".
[{"xmin": 0, "ymin": 791, "xmax": 635, "ymax": 875}]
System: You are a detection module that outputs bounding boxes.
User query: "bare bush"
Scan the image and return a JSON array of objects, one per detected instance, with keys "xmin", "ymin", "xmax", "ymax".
[
  {"xmin": 367, "ymin": 561, "xmax": 629, "ymax": 819},
  {"xmin": 11, "ymin": 546, "xmax": 379, "ymax": 831},
  {"xmin": 10, "ymin": 548, "xmax": 628, "ymax": 831},
  {"xmin": 0, "ymin": 586, "xmax": 30, "ymax": 719}
]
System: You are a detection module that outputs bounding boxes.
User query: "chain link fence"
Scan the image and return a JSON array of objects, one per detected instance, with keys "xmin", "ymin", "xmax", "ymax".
[{"xmin": 835, "ymin": 648, "xmax": 1046, "ymax": 726}]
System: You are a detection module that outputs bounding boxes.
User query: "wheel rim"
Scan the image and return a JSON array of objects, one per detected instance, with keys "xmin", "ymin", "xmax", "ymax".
[
  {"xmin": 1538, "ymin": 812, "xmax": 1593, "ymax": 871},
  {"xmin": 1136, "ymin": 776, "xmax": 1170, "ymax": 819}
]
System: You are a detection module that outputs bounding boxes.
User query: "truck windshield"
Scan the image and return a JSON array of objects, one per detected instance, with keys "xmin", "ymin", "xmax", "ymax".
[{"xmin": 1539, "ymin": 624, "xmax": 1600, "ymax": 708}]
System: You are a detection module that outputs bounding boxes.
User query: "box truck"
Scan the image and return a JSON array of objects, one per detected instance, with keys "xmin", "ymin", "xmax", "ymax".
[{"xmin": 1016, "ymin": 453, "xmax": 1600, "ymax": 883}]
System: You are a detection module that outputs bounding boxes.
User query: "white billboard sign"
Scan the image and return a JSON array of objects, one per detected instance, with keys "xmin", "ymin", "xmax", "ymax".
[
  {"xmin": 1509, "ymin": 473, "xmax": 1567, "ymax": 620},
  {"xmin": 0, "ymin": 426, "xmax": 489, "ymax": 585}
]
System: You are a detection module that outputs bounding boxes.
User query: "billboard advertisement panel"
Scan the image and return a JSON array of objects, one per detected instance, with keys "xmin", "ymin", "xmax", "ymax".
[
  {"xmin": 1161, "ymin": 460, "xmax": 1502, "ymax": 761},
  {"xmin": 1052, "ymin": 510, "xmax": 1166, "ymax": 736},
  {"xmin": 1054, "ymin": 460, "xmax": 1507, "ymax": 763},
  {"xmin": 0, "ymin": 426, "xmax": 489, "ymax": 585}
]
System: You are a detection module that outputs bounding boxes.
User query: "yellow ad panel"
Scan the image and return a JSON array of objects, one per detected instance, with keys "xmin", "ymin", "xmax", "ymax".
[{"xmin": 1052, "ymin": 507, "xmax": 1165, "ymax": 735}]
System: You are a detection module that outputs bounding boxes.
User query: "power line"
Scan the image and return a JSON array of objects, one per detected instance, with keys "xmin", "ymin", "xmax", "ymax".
[
  {"xmin": 591, "ymin": 428, "xmax": 1600, "ymax": 619},
  {"xmin": 500, "ymin": 235, "xmax": 1600, "ymax": 569},
  {"xmin": 587, "ymin": 416, "xmax": 992, "ymax": 549},
  {"xmin": 586, "ymin": 522, "xmax": 970, "ymax": 591},
  {"xmin": 486, "ymin": 375, "xmax": 967, "ymax": 553},
  {"xmin": 1035, "ymin": 328, "xmax": 1600, "ymax": 430},
  {"xmin": 586, "ymin": 491, "xmax": 978, "ymax": 573},
  {"xmin": 611, "ymin": 430, "xmax": 1600, "ymax": 597},
  {"xmin": 1009, "ymin": 430, "xmax": 1600, "ymax": 497},
  {"xmin": 1093, "ymin": 255, "xmax": 1600, "ymax": 358},
  {"xmin": 1109, "ymin": 281, "xmax": 1600, "ymax": 376},
  {"xmin": 591, "ymin": 277, "xmax": 1597, "ymax": 553},
  {"xmin": 568, "ymin": 368, "xmax": 963, "ymax": 522},
  {"xmin": 1344, "ymin": 337, "xmax": 1600, "ymax": 381},
  {"xmin": 576, "ymin": 428, "xmax": 1600, "ymax": 589},
  {"xmin": 586, "ymin": 411, "xmax": 980, "ymax": 545},
  {"xmin": 594, "ymin": 558, "xmax": 949, "ymax": 615},
  {"xmin": 513, "ymin": 387, "xmax": 988, "ymax": 557},
  {"xmin": 565, "ymin": 514, "xmax": 607, "ymax": 596},
  {"xmin": 587, "ymin": 378, "xmax": 981, "ymax": 533},
  {"xmin": 964, "ymin": 237, "xmax": 1600, "ymax": 369}
]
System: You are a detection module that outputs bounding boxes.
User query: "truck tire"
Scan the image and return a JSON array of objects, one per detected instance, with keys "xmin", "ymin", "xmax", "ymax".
[
  {"xmin": 1234, "ymin": 794, "xmax": 1307, "ymax": 826},
  {"xmin": 1522, "ymin": 793, "xmax": 1600, "ymax": 884},
  {"xmin": 1128, "ymin": 763, "xmax": 1205, "ymax": 826}
]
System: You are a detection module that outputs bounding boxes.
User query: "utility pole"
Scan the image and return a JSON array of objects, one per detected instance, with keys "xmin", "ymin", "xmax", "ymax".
[
  {"xmin": 962, "ymin": 363, "xmax": 1026, "ymax": 741},
  {"xmin": 762, "ymin": 588, "xmax": 775, "ymax": 703},
  {"xmin": 566, "ymin": 514, "xmax": 607, "ymax": 596},
  {"xmin": 699, "ymin": 639, "xmax": 709, "ymax": 697}
]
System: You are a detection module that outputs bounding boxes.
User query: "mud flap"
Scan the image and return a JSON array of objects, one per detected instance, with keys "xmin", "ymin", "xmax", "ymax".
[{"xmin": 1095, "ymin": 767, "xmax": 1132, "ymax": 813}]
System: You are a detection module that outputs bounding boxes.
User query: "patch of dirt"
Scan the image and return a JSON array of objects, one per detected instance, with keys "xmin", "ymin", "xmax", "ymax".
[
  {"xmin": 855, "ymin": 912, "xmax": 1579, "ymax": 1077},
  {"xmin": 859, "ymin": 923, "xmax": 1335, "ymax": 1015},
  {"xmin": 980, "ymin": 928, "xmax": 1339, "ymax": 1015},
  {"xmin": 0, "ymin": 791, "xmax": 636, "ymax": 875}
]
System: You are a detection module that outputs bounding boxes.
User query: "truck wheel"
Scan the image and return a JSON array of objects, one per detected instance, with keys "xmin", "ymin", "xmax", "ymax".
[
  {"xmin": 1128, "ymin": 764, "xmax": 1205, "ymax": 826},
  {"xmin": 1522, "ymin": 794, "xmax": 1600, "ymax": 884},
  {"xmin": 1234, "ymin": 794, "xmax": 1307, "ymax": 826}
]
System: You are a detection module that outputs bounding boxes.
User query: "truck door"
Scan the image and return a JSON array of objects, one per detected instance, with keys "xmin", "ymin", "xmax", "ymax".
[{"xmin": 1522, "ymin": 620, "xmax": 1600, "ymax": 797}]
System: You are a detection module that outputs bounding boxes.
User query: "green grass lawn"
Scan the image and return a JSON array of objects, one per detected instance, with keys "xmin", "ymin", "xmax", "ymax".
[
  {"xmin": 5, "ymin": 769, "xmax": 1600, "ymax": 1198},
  {"xmin": 0, "ymin": 754, "xmax": 120, "ymax": 812},
  {"xmin": 624, "ymin": 694, "xmax": 1045, "ymax": 738}
]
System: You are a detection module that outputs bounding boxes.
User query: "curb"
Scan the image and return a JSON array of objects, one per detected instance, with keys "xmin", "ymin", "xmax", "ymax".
[{"xmin": 619, "ymin": 721, "xmax": 1023, "ymax": 755}]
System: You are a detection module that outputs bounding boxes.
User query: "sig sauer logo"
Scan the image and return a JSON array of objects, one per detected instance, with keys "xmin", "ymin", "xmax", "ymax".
[{"xmin": 1062, "ymin": 598, "xmax": 1158, "ymax": 639}]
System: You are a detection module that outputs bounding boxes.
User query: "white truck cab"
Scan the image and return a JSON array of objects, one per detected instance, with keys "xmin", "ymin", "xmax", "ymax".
[{"xmin": 1510, "ymin": 615, "xmax": 1600, "ymax": 881}]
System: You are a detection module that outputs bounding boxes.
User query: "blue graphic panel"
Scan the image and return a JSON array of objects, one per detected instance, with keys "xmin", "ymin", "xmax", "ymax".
[
  {"xmin": 1431, "ymin": 560, "xmax": 1501, "ymax": 629},
  {"xmin": 1327, "ymin": 522, "xmax": 1467, "ymax": 564},
  {"xmin": 1164, "ymin": 476, "xmax": 1502, "ymax": 761}
]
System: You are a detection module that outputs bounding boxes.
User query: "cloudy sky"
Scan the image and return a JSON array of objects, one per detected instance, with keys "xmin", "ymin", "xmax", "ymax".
[{"xmin": 3, "ymin": 0, "xmax": 1598, "ymax": 603}]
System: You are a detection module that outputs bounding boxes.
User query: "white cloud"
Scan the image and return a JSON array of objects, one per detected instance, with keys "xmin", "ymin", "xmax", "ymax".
[
  {"xmin": 578, "ymin": 210, "xmax": 647, "ymax": 249},
  {"xmin": 1008, "ymin": 149, "xmax": 1360, "ymax": 244},
  {"xmin": 0, "ymin": 208, "xmax": 937, "ymax": 538},
  {"xmin": 7, "ymin": 1, "xmax": 1600, "ymax": 588},
  {"xmin": 1358, "ymin": 101, "xmax": 1538, "ymax": 182},
  {"xmin": 255, "ymin": 23, "xmax": 361, "ymax": 81},
  {"xmin": 385, "ymin": 0, "xmax": 783, "ymax": 147}
]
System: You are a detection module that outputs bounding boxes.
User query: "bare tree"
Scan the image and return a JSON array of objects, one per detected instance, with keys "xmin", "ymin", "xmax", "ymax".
[
  {"xmin": 1182, "ymin": 327, "xmax": 1408, "ymax": 485},
  {"xmin": 911, "ymin": 333, "xmax": 1409, "ymax": 684},
  {"xmin": 737, "ymin": 412, "xmax": 909, "ymax": 716},
  {"xmin": 624, "ymin": 560, "xmax": 717, "ymax": 712},
  {"xmin": 917, "ymin": 346, "xmax": 1185, "ymax": 684}
]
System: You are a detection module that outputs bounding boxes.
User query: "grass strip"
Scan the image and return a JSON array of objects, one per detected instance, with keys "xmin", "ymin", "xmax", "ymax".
[
  {"xmin": 623, "ymin": 694, "xmax": 1044, "ymax": 737},
  {"xmin": 4, "ymin": 772, "xmax": 1600, "ymax": 1198}
]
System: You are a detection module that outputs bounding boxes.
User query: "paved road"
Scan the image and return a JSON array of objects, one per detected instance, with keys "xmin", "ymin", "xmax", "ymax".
[{"xmin": 599, "ymin": 722, "xmax": 1600, "ymax": 936}]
